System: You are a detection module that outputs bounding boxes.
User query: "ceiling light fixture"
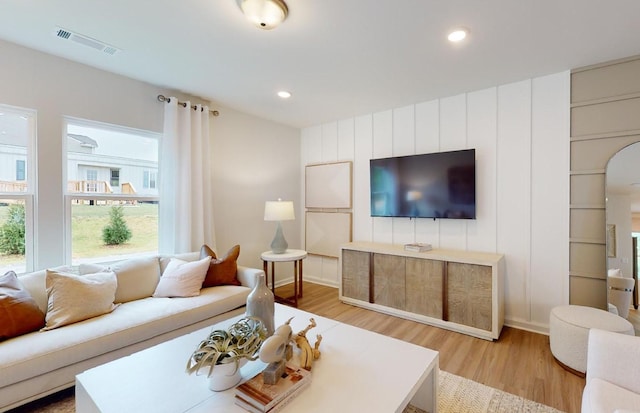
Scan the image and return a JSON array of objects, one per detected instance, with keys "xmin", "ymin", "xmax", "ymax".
[
  {"xmin": 238, "ymin": 0, "xmax": 288, "ymax": 30},
  {"xmin": 277, "ymin": 91, "xmax": 291, "ymax": 99},
  {"xmin": 448, "ymin": 28, "xmax": 468, "ymax": 42}
]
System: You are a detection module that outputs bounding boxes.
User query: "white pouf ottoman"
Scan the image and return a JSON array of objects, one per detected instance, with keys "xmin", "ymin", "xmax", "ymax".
[{"xmin": 549, "ymin": 305, "xmax": 635, "ymax": 376}]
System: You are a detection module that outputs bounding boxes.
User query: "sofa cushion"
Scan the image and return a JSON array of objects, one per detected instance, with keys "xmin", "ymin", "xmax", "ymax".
[
  {"xmin": 200, "ymin": 244, "xmax": 241, "ymax": 287},
  {"xmin": 0, "ymin": 271, "xmax": 45, "ymax": 341},
  {"xmin": 80, "ymin": 256, "xmax": 161, "ymax": 303},
  {"xmin": 152, "ymin": 256, "xmax": 210, "ymax": 298},
  {"xmin": 0, "ymin": 284, "xmax": 251, "ymax": 388},
  {"xmin": 17, "ymin": 266, "xmax": 74, "ymax": 313},
  {"xmin": 582, "ymin": 378, "xmax": 640, "ymax": 413},
  {"xmin": 43, "ymin": 270, "xmax": 118, "ymax": 331},
  {"xmin": 159, "ymin": 252, "xmax": 200, "ymax": 274}
]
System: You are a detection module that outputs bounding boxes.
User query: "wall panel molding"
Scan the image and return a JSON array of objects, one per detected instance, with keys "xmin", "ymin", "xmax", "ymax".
[
  {"xmin": 569, "ymin": 55, "xmax": 640, "ymax": 308},
  {"xmin": 302, "ymin": 71, "xmax": 570, "ymax": 333}
]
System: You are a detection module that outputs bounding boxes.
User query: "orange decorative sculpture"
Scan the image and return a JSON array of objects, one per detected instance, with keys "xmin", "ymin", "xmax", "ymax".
[{"xmin": 294, "ymin": 318, "xmax": 322, "ymax": 370}]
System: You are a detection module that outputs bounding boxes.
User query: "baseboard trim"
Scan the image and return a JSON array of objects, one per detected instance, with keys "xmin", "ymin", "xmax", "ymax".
[
  {"xmin": 277, "ymin": 279, "xmax": 552, "ymax": 336},
  {"xmin": 504, "ymin": 318, "xmax": 550, "ymax": 336},
  {"xmin": 272, "ymin": 276, "xmax": 337, "ymax": 289}
]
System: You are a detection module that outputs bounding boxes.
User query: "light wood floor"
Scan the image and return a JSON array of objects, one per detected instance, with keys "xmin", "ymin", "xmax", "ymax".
[{"xmin": 279, "ymin": 282, "xmax": 585, "ymax": 413}]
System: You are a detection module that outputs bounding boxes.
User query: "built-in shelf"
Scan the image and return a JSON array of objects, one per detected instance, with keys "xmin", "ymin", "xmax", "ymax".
[
  {"xmin": 569, "ymin": 237, "xmax": 606, "ymax": 245},
  {"xmin": 570, "ymin": 92, "xmax": 640, "ymax": 109},
  {"xmin": 570, "ymin": 169, "xmax": 606, "ymax": 175},
  {"xmin": 569, "ymin": 204, "xmax": 606, "ymax": 210}
]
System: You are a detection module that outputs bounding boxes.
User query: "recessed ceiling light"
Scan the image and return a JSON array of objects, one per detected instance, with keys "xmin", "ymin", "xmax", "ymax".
[
  {"xmin": 448, "ymin": 28, "xmax": 468, "ymax": 42},
  {"xmin": 277, "ymin": 91, "xmax": 292, "ymax": 99}
]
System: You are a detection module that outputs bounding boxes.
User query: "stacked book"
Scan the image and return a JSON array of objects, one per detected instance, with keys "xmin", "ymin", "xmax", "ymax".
[
  {"xmin": 234, "ymin": 364, "xmax": 311, "ymax": 413},
  {"xmin": 404, "ymin": 243, "xmax": 432, "ymax": 252}
]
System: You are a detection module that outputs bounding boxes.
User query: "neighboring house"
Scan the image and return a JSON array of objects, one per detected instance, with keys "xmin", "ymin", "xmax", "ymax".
[
  {"xmin": 0, "ymin": 144, "xmax": 26, "ymax": 192},
  {"xmin": 0, "ymin": 133, "xmax": 158, "ymax": 196}
]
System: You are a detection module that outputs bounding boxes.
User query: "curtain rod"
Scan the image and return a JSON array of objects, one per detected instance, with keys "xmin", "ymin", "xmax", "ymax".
[{"xmin": 157, "ymin": 95, "xmax": 219, "ymax": 116}]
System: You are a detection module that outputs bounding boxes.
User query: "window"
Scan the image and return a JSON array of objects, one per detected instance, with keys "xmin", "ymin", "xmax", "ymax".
[
  {"xmin": 143, "ymin": 170, "xmax": 157, "ymax": 189},
  {"xmin": 110, "ymin": 169, "xmax": 120, "ymax": 187},
  {"xmin": 65, "ymin": 118, "xmax": 159, "ymax": 265},
  {"xmin": 0, "ymin": 104, "xmax": 35, "ymax": 273},
  {"xmin": 86, "ymin": 169, "xmax": 98, "ymax": 192},
  {"xmin": 16, "ymin": 160, "xmax": 25, "ymax": 181}
]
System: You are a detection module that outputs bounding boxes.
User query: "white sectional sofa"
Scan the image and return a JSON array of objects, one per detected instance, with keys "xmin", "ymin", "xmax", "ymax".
[
  {"xmin": 582, "ymin": 329, "xmax": 640, "ymax": 413},
  {"xmin": 0, "ymin": 252, "xmax": 261, "ymax": 412}
]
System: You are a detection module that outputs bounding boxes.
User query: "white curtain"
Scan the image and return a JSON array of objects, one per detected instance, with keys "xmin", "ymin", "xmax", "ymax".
[{"xmin": 159, "ymin": 97, "xmax": 215, "ymax": 254}]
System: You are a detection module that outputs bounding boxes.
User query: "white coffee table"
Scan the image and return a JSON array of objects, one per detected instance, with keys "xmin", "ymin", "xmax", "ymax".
[{"xmin": 76, "ymin": 304, "xmax": 439, "ymax": 413}]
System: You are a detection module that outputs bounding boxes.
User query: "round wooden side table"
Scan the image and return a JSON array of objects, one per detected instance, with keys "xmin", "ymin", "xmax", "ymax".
[{"xmin": 260, "ymin": 249, "xmax": 307, "ymax": 307}]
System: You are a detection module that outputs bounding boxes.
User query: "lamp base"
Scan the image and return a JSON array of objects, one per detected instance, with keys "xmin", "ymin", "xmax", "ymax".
[{"xmin": 270, "ymin": 222, "xmax": 288, "ymax": 254}]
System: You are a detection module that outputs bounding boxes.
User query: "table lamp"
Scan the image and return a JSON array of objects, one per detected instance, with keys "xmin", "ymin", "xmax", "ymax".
[{"xmin": 264, "ymin": 199, "xmax": 295, "ymax": 253}]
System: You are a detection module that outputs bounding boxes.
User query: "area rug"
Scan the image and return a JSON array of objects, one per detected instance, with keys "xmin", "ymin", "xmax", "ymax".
[
  {"xmin": 404, "ymin": 370, "xmax": 565, "ymax": 413},
  {"xmin": 11, "ymin": 371, "xmax": 563, "ymax": 413}
]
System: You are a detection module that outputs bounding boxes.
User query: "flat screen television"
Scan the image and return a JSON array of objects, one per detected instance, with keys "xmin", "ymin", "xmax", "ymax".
[{"xmin": 370, "ymin": 149, "xmax": 476, "ymax": 219}]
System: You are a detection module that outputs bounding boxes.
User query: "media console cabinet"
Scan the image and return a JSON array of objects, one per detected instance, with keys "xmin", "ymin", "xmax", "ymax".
[{"xmin": 339, "ymin": 241, "xmax": 505, "ymax": 340}]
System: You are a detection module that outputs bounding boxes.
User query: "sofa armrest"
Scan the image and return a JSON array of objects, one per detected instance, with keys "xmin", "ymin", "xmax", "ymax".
[
  {"xmin": 608, "ymin": 275, "xmax": 636, "ymax": 290},
  {"xmin": 236, "ymin": 266, "xmax": 265, "ymax": 289},
  {"xmin": 587, "ymin": 329, "xmax": 640, "ymax": 394}
]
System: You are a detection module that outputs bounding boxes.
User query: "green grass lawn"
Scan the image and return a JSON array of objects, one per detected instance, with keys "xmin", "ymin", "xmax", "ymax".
[
  {"xmin": 71, "ymin": 203, "xmax": 158, "ymax": 260},
  {"xmin": 0, "ymin": 202, "xmax": 158, "ymax": 267}
]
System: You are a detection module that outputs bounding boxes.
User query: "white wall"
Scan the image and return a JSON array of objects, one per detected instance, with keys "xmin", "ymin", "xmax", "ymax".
[
  {"xmin": 212, "ymin": 106, "xmax": 300, "ymax": 273},
  {"xmin": 301, "ymin": 71, "xmax": 570, "ymax": 333},
  {"xmin": 0, "ymin": 39, "xmax": 299, "ymax": 272}
]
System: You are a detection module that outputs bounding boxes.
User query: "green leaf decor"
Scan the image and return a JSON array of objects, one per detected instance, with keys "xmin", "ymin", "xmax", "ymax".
[{"xmin": 186, "ymin": 317, "xmax": 266, "ymax": 377}]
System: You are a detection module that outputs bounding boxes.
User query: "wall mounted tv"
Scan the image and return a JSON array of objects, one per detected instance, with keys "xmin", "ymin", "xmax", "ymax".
[{"xmin": 370, "ymin": 149, "xmax": 476, "ymax": 219}]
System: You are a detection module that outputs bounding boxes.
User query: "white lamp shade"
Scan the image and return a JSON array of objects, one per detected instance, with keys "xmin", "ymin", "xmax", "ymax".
[{"xmin": 264, "ymin": 200, "xmax": 295, "ymax": 221}]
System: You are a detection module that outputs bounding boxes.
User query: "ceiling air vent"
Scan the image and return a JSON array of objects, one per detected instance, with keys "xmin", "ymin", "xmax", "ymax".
[{"xmin": 53, "ymin": 27, "xmax": 121, "ymax": 56}]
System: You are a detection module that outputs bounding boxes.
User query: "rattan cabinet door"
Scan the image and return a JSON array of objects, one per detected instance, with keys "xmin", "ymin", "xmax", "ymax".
[
  {"xmin": 446, "ymin": 262, "xmax": 492, "ymax": 331},
  {"xmin": 405, "ymin": 257, "xmax": 444, "ymax": 319},
  {"xmin": 342, "ymin": 249, "xmax": 370, "ymax": 302},
  {"xmin": 373, "ymin": 253, "xmax": 406, "ymax": 310}
]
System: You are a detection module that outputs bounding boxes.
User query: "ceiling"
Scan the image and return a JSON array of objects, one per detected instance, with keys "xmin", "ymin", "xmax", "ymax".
[{"xmin": 0, "ymin": 1, "xmax": 639, "ymax": 129}]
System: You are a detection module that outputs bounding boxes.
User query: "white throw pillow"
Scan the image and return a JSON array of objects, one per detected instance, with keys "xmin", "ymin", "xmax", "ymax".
[
  {"xmin": 152, "ymin": 256, "xmax": 211, "ymax": 298},
  {"xmin": 42, "ymin": 270, "xmax": 118, "ymax": 331},
  {"xmin": 159, "ymin": 252, "xmax": 200, "ymax": 274},
  {"xmin": 17, "ymin": 265, "xmax": 74, "ymax": 313},
  {"xmin": 79, "ymin": 256, "xmax": 160, "ymax": 303}
]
